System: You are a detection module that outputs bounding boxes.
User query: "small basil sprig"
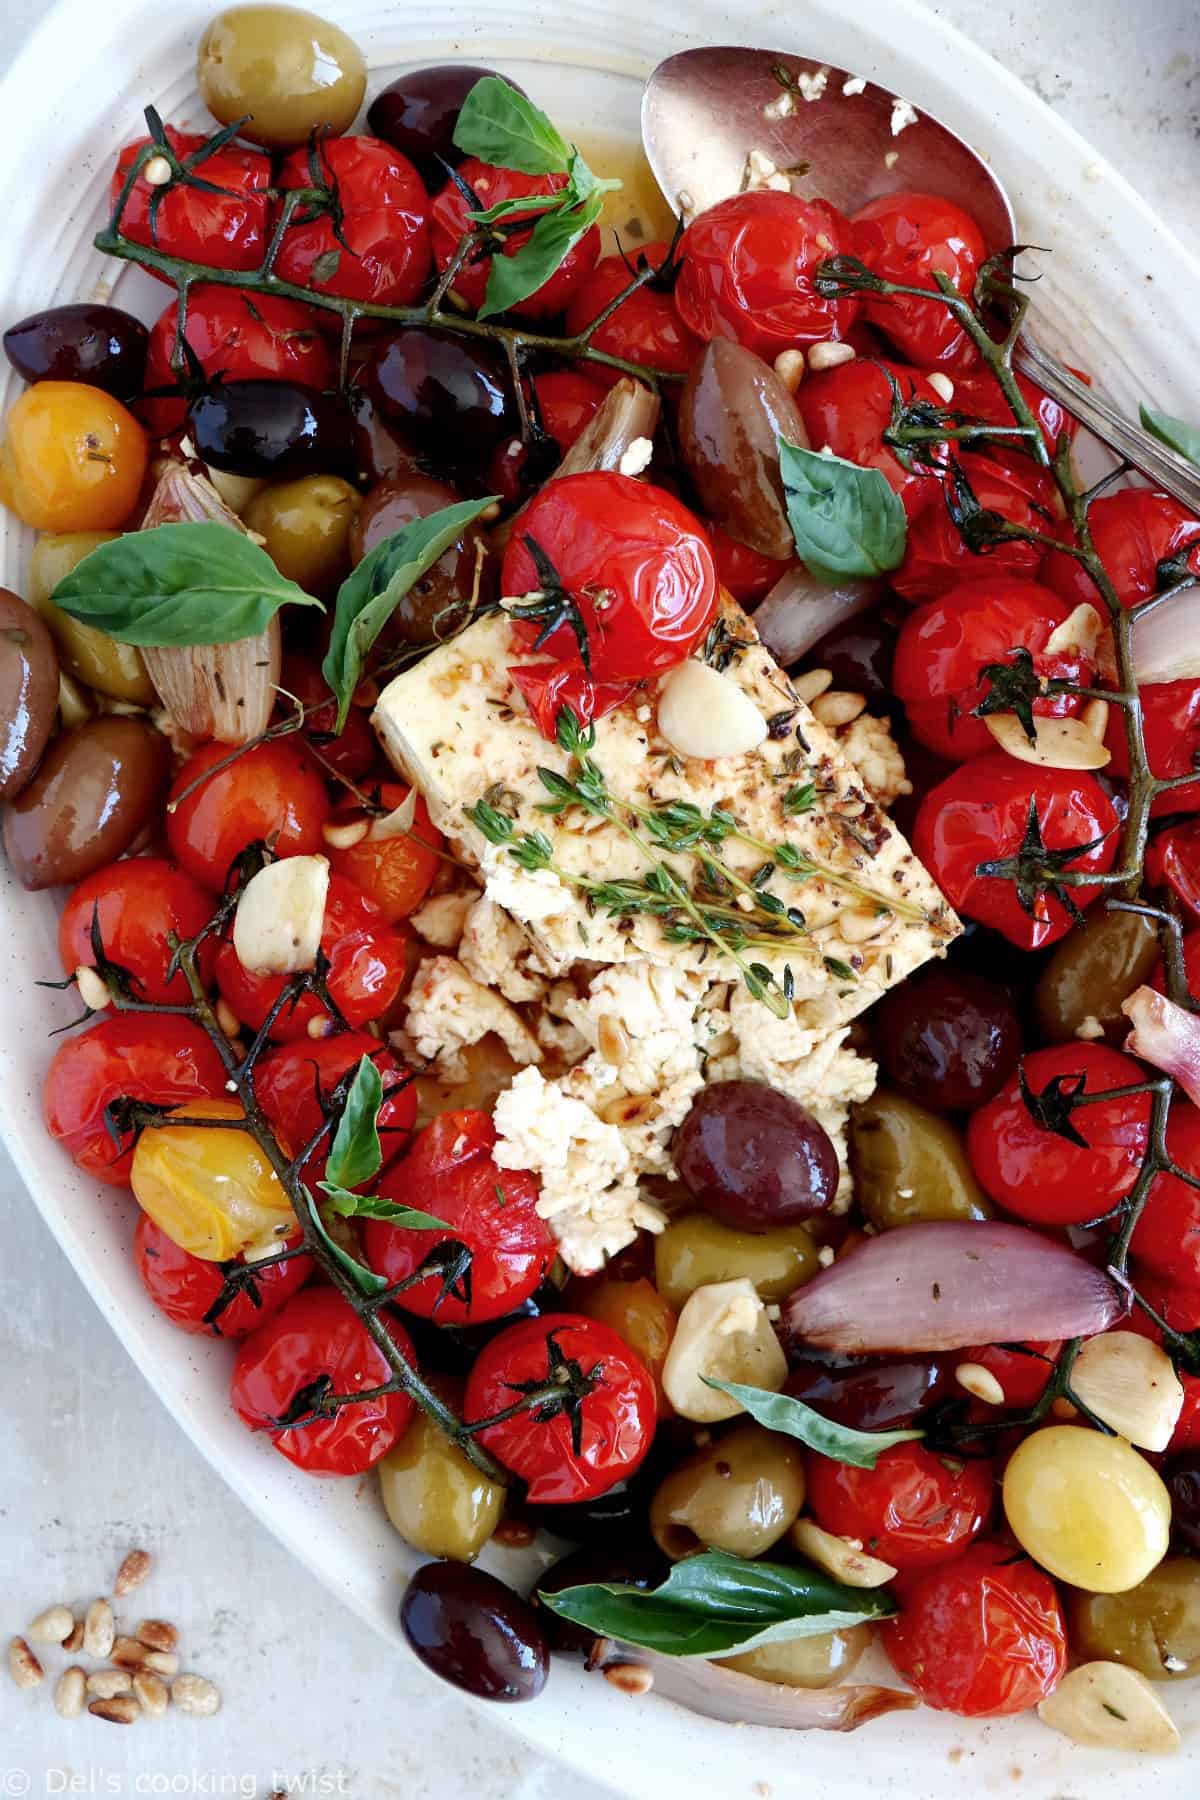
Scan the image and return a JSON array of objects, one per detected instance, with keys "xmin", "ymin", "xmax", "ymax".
[
  {"xmin": 315, "ymin": 1054, "xmax": 448, "ymax": 1230},
  {"xmin": 299, "ymin": 1185, "xmax": 390, "ymax": 1299},
  {"xmin": 779, "ymin": 439, "xmax": 907, "ymax": 583},
  {"xmin": 1139, "ymin": 404, "xmax": 1200, "ymax": 468},
  {"xmin": 701, "ymin": 1378, "xmax": 923, "ymax": 1469},
  {"xmin": 51, "ymin": 522, "xmax": 321, "ymax": 645},
  {"xmin": 538, "ymin": 1549, "xmax": 895, "ymax": 1659}
]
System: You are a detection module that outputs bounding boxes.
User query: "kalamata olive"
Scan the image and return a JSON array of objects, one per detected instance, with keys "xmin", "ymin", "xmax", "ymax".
[
  {"xmin": 3, "ymin": 304, "xmax": 149, "ymax": 401},
  {"xmin": 368, "ymin": 65, "xmax": 525, "ymax": 183},
  {"xmin": 849, "ymin": 1090, "xmax": 991, "ymax": 1230},
  {"xmin": 1165, "ymin": 1454, "xmax": 1200, "ymax": 1553},
  {"xmin": 0, "ymin": 589, "xmax": 58, "ymax": 802},
  {"xmin": 872, "ymin": 965, "xmax": 1021, "ymax": 1111},
  {"xmin": 365, "ymin": 329, "xmax": 512, "ymax": 455},
  {"xmin": 1034, "ymin": 907, "xmax": 1161, "ymax": 1045},
  {"xmin": 348, "ymin": 381, "xmax": 434, "ymax": 487},
  {"xmin": 243, "ymin": 474, "xmax": 361, "ymax": 597},
  {"xmin": 350, "ymin": 473, "xmax": 493, "ymax": 644},
  {"xmin": 196, "ymin": 4, "xmax": 367, "ymax": 151},
  {"xmin": 535, "ymin": 1540, "xmax": 668, "ymax": 1655},
  {"xmin": 187, "ymin": 380, "xmax": 352, "ymax": 479},
  {"xmin": 3, "ymin": 716, "xmax": 170, "ymax": 890},
  {"xmin": 784, "ymin": 1349, "xmax": 952, "ymax": 1431},
  {"xmin": 678, "ymin": 339, "xmax": 808, "ymax": 560},
  {"xmin": 674, "ymin": 1080, "xmax": 838, "ymax": 1231},
  {"xmin": 800, "ymin": 603, "xmax": 900, "ymax": 708},
  {"xmin": 400, "ymin": 1560, "xmax": 549, "ymax": 1702}
]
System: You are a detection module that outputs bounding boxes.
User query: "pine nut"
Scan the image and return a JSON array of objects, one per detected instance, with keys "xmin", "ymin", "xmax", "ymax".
[
  {"xmin": 811, "ymin": 690, "xmax": 867, "ymax": 728},
  {"xmin": 773, "ymin": 348, "xmax": 806, "ymax": 392},
  {"xmin": 792, "ymin": 667, "xmax": 834, "ymax": 705},
  {"xmin": 322, "ymin": 817, "xmax": 369, "ymax": 851},
  {"xmin": 171, "ymin": 1673, "xmax": 221, "ymax": 1717},
  {"xmin": 87, "ymin": 1669, "xmax": 133, "ymax": 1699},
  {"xmin": 215, "ymin": 997, "xmax": 242, "ymax": 1040},
  {"xmin": 955, "ymin": 1361, "xmax": 1006, "ymax": 1406},
  {"xmin": 132, "ymin": 1671, "xmax": 169, "ymax": 1717},
  {"xmin": 28, "ymin": 1604, "xmax": 75, "ymax": 1644},
  {"xmin": 135, "ymin": 1619, "xmax": 179, "ymax": 1654},
  {"xmin": 142, "ymin": 155, "xmax": 173, "ymax": 187},
  {"xmin": 599, "ymin": 1092, "xmax": 657, "ymax": 1128},
  {"xmin": 596, "ymin": 1014, "xmax": 632, "ymax": 1068},
  {"xmin": 63, "ymin": 1620, "xmax": 85, "ymax": 1654},
  {"xmin": 112, "ymin": 1635, "xmax": 177, "ymax": 1675},
  {"xmin": 54, "ymin": 1666, "xmax": 87, "ymax": 1718},
  {"xmin": 603, "ymin": 1662, "xmax": 655, "ymax": 1696},
  {"xmin": 491, "ymin": 1517, "xmax": 537, "ymax": 1549},
  {"xmin": 7, "ymin": 1636, "xmax": 43, "ymax": 1689},
  {"xmin": 83, "ymin": 1599, "xmax": 115, "ymax": 1660},
  {"xmin": 927, "ymin": 372, "xmax": 955, "ymax": 403},
  {"xmin": 807, "ymin": 341, "xmax": 856, "ymax": 372},
  {"xmin": 89, "ymin": 1695, "xmax": 140, "ymax": 1724},
  {"xmin": 74, "ymin": 965, "xmax": 111, "ymax": 1012}
]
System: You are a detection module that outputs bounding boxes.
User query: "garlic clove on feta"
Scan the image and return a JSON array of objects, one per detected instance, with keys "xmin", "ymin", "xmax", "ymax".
[
  {"xmin": 1038, "ymin": 1661, "xmax": 1180, "ymax": 1753},
  {"xmin": 1069, "ymin": 1330, "xmax": 1184, "ymax": 1451},
  {"xmin": 657, "ymin": 661, "xmax": 768, "ymax": 762},
  {"xmin": 232, "ymin": 855, "xmax": 329, "ymax": 977},
  {"xmin": 661, "ymin": 1277, "xmax": 787, "ymax": 1421}
]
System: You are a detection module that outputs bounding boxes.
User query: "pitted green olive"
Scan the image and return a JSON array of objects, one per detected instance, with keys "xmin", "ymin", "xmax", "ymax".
[
  {"xmin": 717, "ymin": 1625, "xmax": 871, "ymax": 1688},
  {"xmin": 243, "ymin": 475, "xmax": 360, "ymax": 598},
  {"xmin": 379, "ymin": 1406, "xmax": 504, "ymax": 1562},
  {"xmin": 1066, "ymin": 1557, "xmax": 1200, "ymax": 1680},
  {"xmin": 1035, "ymin": 908, "xmax": 1160, "ymax": 1045},
  {"xmin": 197, "ymin": 5, "xmax": 367, "ymax": 150},
  {"xmin": 849, "ymin": 1090, "xmax": 991, "ymax": 1231},
  {"xmin": 654, "ymin": 1213, "xmax": 818, "ymax": 1310},
  {"xmin": 649, "ymin": 1420, "xmax": 805, "ymax": 1560}
]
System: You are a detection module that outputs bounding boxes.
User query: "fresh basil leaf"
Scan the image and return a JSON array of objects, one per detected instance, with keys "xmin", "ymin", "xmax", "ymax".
[
  {"xmin": 51, "ymin": 521, "xmax": 320, "ymax": 646},
  {"xmin": 322, "ymin": 500, "xmax": 496, "ymax": 729},
  {"xmin": 319, "ymin": 1183, "xmax": 449, "ymax": 1229},
  {"xmin": 298, "ymin": 1185, "xmax": 390, "ymax": 1298},
  {"xmin": 538, "ymin": 1549, "xmax": 894, "ymax": 1659},
  {"xmin": 778, "ymin": 439, "xmax": 907, "ymax": 583},
  {"xmin": 701, "ymin": 1378, "xmax": 923, "ymax": 1469},
  {"xmin": 1139, "ymin": 404, "xmax": 1200, "ymax": 468},
  {"xmin": 324, "ymin": 1053, "xmax": 384, "ymax": 1191},
  {"xmin": 452, "ymin": 76, "xmax": 571, "ymax": 176},
  {"xmin": 479, "ymin": 190, "xmax": 604, "ymax": 320}
]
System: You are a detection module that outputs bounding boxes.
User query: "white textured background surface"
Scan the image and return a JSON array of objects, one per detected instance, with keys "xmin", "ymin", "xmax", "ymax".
[{"xmin": 0, "ymin": 1, "xmax": 1196, "ymax": 1794}]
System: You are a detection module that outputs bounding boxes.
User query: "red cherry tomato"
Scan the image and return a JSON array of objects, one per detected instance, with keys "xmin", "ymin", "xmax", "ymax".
[
  {"xmin": 1131, "ymin": 1104, "xmax": 1200, "ymax": 1287},
  {"xmin": 805, "ymin": 1439, "xmax": 994, "ymax": 1570},
  {"xmin": 464, "ymin": 1313, "xmax": 656, "ymax": 1503},
  {"xmin": 883, "ymin": 1542, "xmax": 1067, "ymax": 1716},
  {"xmin": 487, "ymin": 371, "xmax": 608, "ymax": 502},
  {"xmin": 501, "ymin": 472, "xmax": 718, "ymax": 686},
  {"xmin": 166, "ymin": 739, "xmax": 330, "ymax": 893},
  {"xmin": 1147, "ymin": 819, "xmax": 1200, "ymax": 926},
  {"xmin": 892, "ymin": 577, "xmax": 1094, "ymax": 762},
  {"xmin": 141, "ymin": 288, "xmax": 333, "ymax": 436},
  {"xmin": 794, "ymin": 357, "xmax": 947, "ymax": 520},
  {"xmin": 564, "ymin": 243, "xmax": 701, "ymax": 388},
  {"xmin": 950, "ymin": 364, "xmax": 1081, "ymax": 460},
  {"xmin": 1125, "ymin": 1270, "xmax": 1200, "ymax": 1452},
  {"xmin": 890, "ymin": 455, "xmax": 1058, "ymax": 604},
  {"xmin": 231, "ymin": 1287, "xmax": 416, "ymax": 1476},
  {"xmin": 43, "ymin": 1015, "xmax": 227, "ymax": 1186},
  {"xmin": 912, "ymin": 755, "xmax": 1119, "ymax": 949},
  {"xmin": 275, "ymin": 136, "xmax": 431, "ymax": 311},
  {"xmin": 707, "ymin": 523, "xmax": 791, "ymax": 606},
  {"xmin": 363, "ymin": 1110, "xmax": 554, "ymax": 1324},
  {"xmin": 111, "ymin": 126, "xmax": 270, "ymax": 279},
  {"xmin": 508, "ymin": 662, "xmax": 634, "ymax": 740},
  {"xmin": 851, "ymin": 192, "xmax": 986, "ymax": 369},
  {"xmin": 278, "ymin": 654, "xmax": 378, "ymax": 784},
  {"xmin": 1105, "ymin": 676, "xmax": 1200, "ymax": 817},
  {"xmin": 674, "ymin": 191, "xmax": 859, "ymax": 358},
  {"xmin": 325, "ymin": 782, "xmax": 443, "ymax": 922},
  {"xmin": 1042, "ymin": 487, "xmax": 1200, "ymax": 613},
  {"xmin": 59, "ymin": 859, "xmax": 218, "ymax": 1006},
  {"xmin": 216, "ymin": 873, "xmax": 408, "ymax": 1041},
  {"xmin": 430, "ymin": 159, "xmax": 600, "ymax": 320},
  {"xmin": 967, "ymin": 1044, "xmax": 1151, "ymax": 1226},
  {"xmin": 134, "ymin": 1214, "xmax": 312, "ymax": 1338},
  {"xmin": 253, "ymin": 1032, "xmax": 417, "ymax": 1186},
  {"xmin": 960, "ymin": 1341, "xmax": 1062, "ymax": 1409}
]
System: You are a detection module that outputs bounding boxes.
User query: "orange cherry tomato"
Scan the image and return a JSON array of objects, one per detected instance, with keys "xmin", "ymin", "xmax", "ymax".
[
  {"xmin": 575, "ymin": 1276, "xmax": 678, "ymax": 1418},
  {"xmin": 327, "ymin": 782, "xmax": 443, "ymax": 922},
  {"xmin": 0, "ymin": 382, "xmax": 147, "ymax": 531}
]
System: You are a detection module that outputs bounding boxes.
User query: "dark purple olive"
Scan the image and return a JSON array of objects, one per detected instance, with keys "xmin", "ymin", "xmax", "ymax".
[
  {"xmin": 348, "ymin": 380, "xmax": 434, "ymax": 487},
  {"xmin": 400, "ymin": 1561, "xmax": 549, "ymax": 1702},
  {"xmin": 404, "ymin": 1294, "xmax": 545, "ymax": 1379},
  {"xmin": 784, "ymin": 1349, "xmax": 952, "ymax": 1431},
  {"xmin": 0, "ymin": 589, "xmax": 58, "ymax": 801},
  {"xmin": 872, "ymin": 965, "xmax": 1021, "ymax": 1112},
  {"xmin": 187, "ymin": 380, "xmax": 352, "ymax": 478},
  {"xmin": 365, "ymin": 329, "xmax": 512, "ymax": 454},
  {"xmin": 1165, "ymin": 1454, "xmax": 1200, "ymax": 1553},
  {"xmin": 674, "ymin": 1080, "xmax": 838, "ymax": 1230},
  {"xmin": 4, "ymin": 304, "xmax": 149, "ymax": 401},
  {"xmin": 522, "ymin": 1422, "xmax": 687, "ymax": 1544},
  {"xmin": 799, "ymin": 604, "xmax": 901, "ymax": 709},
  {"xmin": 536, "ymin": 1541, "xmax": 668, "ymax": 1656},
  {"xmin": 367, "ymin": 65, "xmax": 527, "ymax": 183},
  {"xmin": 678, "ymin": 339, "xmax": 808, "ymax": 560},
  {"xmin": 3, "ymin": 716, "xmax": 170, "ymax": 890}
]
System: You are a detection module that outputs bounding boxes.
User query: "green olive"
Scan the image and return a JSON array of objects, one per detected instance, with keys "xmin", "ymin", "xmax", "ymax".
[
  {"xmin": 649, "ymin": 1421, "xmax": 806, "ymax": 1560},
  {"xmin": 243, "ymin": 475, "xmax": 361, "ymax": 597},
  {"xmin": 28, "ymin": 533, "xmax": 156, "ymax": 704},
  {"xmin": 654, "ymin": 1213, "xmax": 818, "ymax": 1310},
  {"xmin": 378, "ymin": 1407, "xmax": 504, "ymax": 1562},
  {"xmin": 849, "ymin": 1090, "xmax": 991, "ymax": 1231},
  {"xmin": 197, "ymin": 4, "xmax": 367, "ymax": 151},
  {"xmin": 1065, "ymin": 1556, "xmax": 1200, "ymax": 1680},
  {"xmin": 1035, "ymin": 908, "xmax": 1161, "ymax": 1045},
  {"xmin": 717, "ymin": 1625, "xmax": 871, "ymax": 1689}
]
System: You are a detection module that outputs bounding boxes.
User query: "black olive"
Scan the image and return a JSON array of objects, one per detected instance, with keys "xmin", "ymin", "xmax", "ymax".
[
  {"xmin": 187, "ymin": 380, "xmax": 353, "ymax": 479},
  {"xmin": 365, "ymin": 329, "xmax": 512, "ymax": 455},
  {"xmin": 400, "ymin": 1561, "xmax": 549, "ymax": 1702},
  {"xmin": 4, "ymin": 304, "xmax": 149, "ymax": 401},
  {"xmin": 367, "ymin": 65, "xmax": 527, "ymax": 183}
]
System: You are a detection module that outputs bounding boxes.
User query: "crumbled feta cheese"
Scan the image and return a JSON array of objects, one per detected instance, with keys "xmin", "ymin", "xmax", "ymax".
[
  {"xmin": 763, "ymin": 90, "xmax": 796, "ymax": 121},
  {"xmin": 797, "ymin": 66, "xmax": 829, "ymax": 103},
  {"xmin": 459, "ymin": 897, "xmax": 550, "ymax": 1003},
  {"xmin": 884, "ymin": 150, "xmax": 900, "ymax": 170},
  {"xmin": 535, "ymin": 981, "xmax": 591, "ymax": 1065},
  {"xmin": 402, "ymin": 956, "xmax": 541, "ymax": 1083},
  {"xmin": 744, "ymin": 148, "xmax": 792, "ymax": 194},
  {"xmin": 618, "ymin": 436, "xmax": 654, "ymax": 478},
  {"xmin": 836, "ymin": 713, "xmax": 913, "ymax": 807},
  {"xmin": 890, "ymin": 96, "xmax": 919, "ymax": 136},
  {"xmin": 410, "ymin": 889, "xmax": 477, "ymax": 950},
  {"xmin": 842, "ymin": 75, "xmax": 867, "ymax": 96},
  {"xmin": 480, "ymin": 846, "xmax": 568, "ymax": 925}
]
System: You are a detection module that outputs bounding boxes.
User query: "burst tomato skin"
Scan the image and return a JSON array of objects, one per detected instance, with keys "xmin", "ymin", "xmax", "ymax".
[
  {"xmin": 325, "ymin": 783, "xmax": 442, "ymax": 922},
  {"xmin": 165, "ymin": 740, "xmax": 330, "ymax": 893},
  {"xmin": 804, "ymin": 1440, "xmax": 994, "ymax": 1570},
  {"xmin": 275, "ymin": 136, "xmax": 432, "ymax": 310},
  {"xmin": 565, "ymin": 242, "xmax": 701, "ymax": 386},
  {"xmin": 141, "ymin": 288, "xmax": 333, "ymax": 436},
  {"xmin": 707, "ymin": 523, "xmax": 790, "ymax": 606},
  {"xmin": 59, "ymin": 858, "xmax": 219, "ymax": 1006},
  {"xmin": 508, "ymin": 662, "xmax": 633, "ymax": 739},
  {"xmin": 950, "ymin": 365, "xmax": 1080, "ymax": 456},
  {"xmin": 890, "ymin": 454, "xmax": 1056, "ymax": 603},
  {"xmin": 134, "ymin": 1213, "xmax": 312, "ymax": 1338},
  {"xmin": 487, "ymin": 371, "xmax": 608, "ymax": 502},
  {"xmin": 1147, "ymin": 820, "xmax": 1200, "ymax": 926},
  {"xmin": 231, "ymin": 1287, "xmax": 416, "ymax": 1476},
  {"xmin": 794, "ymin": 357, "xmax": 947, "ymax": 520},
  {"xmin": 1106, "ymin": 677, "xmax": 1200, "ymax": 817},
  {"xmin": 43, "ymin": 1015, "xmax": 228, "ymax": 1186},
  {"xmin": 430, "ymin": 159, "xmax": 600, "ymax": 319},
  {"xmin": 1041, "ymin": 487, "xmax": 1200, "ymax": 612},
  {"xmin": 912, "ymin": 756, "xmax": 1119, "ymax": 950},
  {"xmin": 111, "ymin": 126, "xmax": 271, "ymax": 277},
  {"xmin": 253, "ymin": 1032, "xmax": 417, "ymax": 1187},
  {"xmin": 883, "ymin": 1542, "xmax": 1067, "ymax": 1716},
  {"xmin": 1131, "ymin": 1105, "xmax": 1200, "ymax": 1288},
  {"xmin": 851, "ymin": 191, "xmax": 986, "ymax": 369},
  {"xmin": 465, "ymin": 1313, "xmax": 656, "ymax": 1503}
]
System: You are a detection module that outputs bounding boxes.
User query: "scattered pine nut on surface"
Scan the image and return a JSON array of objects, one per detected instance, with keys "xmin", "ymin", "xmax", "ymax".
[
  {"xmin": 28, "ymin": 1604, "xmax": 75, "ymax": 1644},
  {"xmin": 89, "ymin": 1695, "xmax": 140, "ymax": 1725},
  {"xmin": 135, "ymin": 1619, "xmax": 179, "ymax": 1653},
  {"xmin": 83, "ymin": 1598, "xmax": 115, "ymax": 1659},
  {"xmin": 62, "ymin": 1619, "xmax": 85, "ymax": 1654},
  {"xmin": 171, "ymin": 1673, "xmax": 221, "ymax": 1717},
  {"xmin": 114, "ymin": 1549, "xmax": 153, "ymax": 1596},
  {"xmin": 54, "ymin": 1666, "xmax": 87, "ymax": 1718},
  {"xmin": 87, "ymin": 1668, "xmax": 133, "ymax": 1699},
  {"xmin": 7, "ymin": 1636, "xmax": 43, "ymax": 1689},
  {"xmin": 133, "ymin": 1670, "xmax": 170, "ymax": 1717}
]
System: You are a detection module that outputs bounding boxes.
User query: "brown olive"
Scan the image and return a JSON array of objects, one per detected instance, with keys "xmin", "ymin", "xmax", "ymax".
[
  {"xmin": 1066, "ymin": 1556, "xmax": 1200, "ymax": 1680},
  {"xmin": 244, "ymin": 475, "xmax": 361, "ymax": 597},
  {"xmin": 196, "ymin": 4, "xmax": 366, "ymax": 150},
  {"xmin": 678, "ymin": 339, "xmax": 808, "ymax": 560},
  {"xmin": 654, "ymin": 1213, "xmax": 818, "ymax": 1310},
  {"xmin": 28, "ymin": 533, "xmax": 156, "ymax": 703},
  {"xmin": 719, "ymin": 1625, "xmax": 870, "ymax": 1688},
  {"xmin": 0, "ymin": 589, "xmax": 58, "ymax": 802},
  {"xmin": 1034, "ymin": 908, "xmax": 1161, "ymax": 1045},
  {"xmin": 873, "ymin": 964, "xmax": 1021, "ymax": 1111},
  {"xmin": 650, "ymin": 1420, "xmax": 806, "ymax": 1560},
  {"xmin": 3, "ymin": 717, "xmax": 170, "ymax": 890},
  {"xmin": 400, "ymin": 1560, "xmax": 549, "ymax": 1701},
  {"xmin": 849, "ymin": 1090, "xmax": 991, "ymax": 1230},
  {"xmin": 674, "ymin": 1079, "xmax": 839, "ymax": 1230},
  {"xmin": 350, "ymin": 474, "xmax": 492, "ymax": 645}
]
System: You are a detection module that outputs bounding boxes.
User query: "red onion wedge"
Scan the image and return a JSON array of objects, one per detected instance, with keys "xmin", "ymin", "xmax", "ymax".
[
  {"xmin": 1123, "ymin": 986, "xmax": 1200, "ymax": 1106},
  {"xmin": 592, "ymin": 1641, "xmax": 918, "ymax": 1731},
  {"xmin": 754, "ymin": 563, "xmax": 880, "ymax": 662},
  {"xmin": 783, "ymin": 1221, "xmax": 1125, "ymax": 1354}
]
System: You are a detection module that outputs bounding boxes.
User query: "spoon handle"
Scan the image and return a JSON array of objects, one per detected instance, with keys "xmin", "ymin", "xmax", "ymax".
[{"xmin": 1015, "ymin": 336, "xmax": 1200, "ymax": 513}]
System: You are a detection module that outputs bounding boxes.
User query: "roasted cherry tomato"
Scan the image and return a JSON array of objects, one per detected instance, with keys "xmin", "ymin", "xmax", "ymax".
[
  {"xmin": 950, "ymin": 364, "xmax": 1081, "ymax": 460},
  {"xmin": 912, "ymin": 756, "xmax": 1119, "ymax": 949},
  {"xmin": 59, "ymin": 858, "xmax": 219, "ymax": 1007},
  {"xmin": 325, "ymin": 782, "xmax": 443, "ymax": 921},
  {"xmin": 674, "ymin": 191, "xmax": 859, "ymax": 358},
  {"xmin": 794, "ymin": 357, "xmax": 947, "ymax": 520},
  {"xmin": 253, "ymin": 1032, "xmax": 417, "ymax": 1187},
  {"xmin": 430, "ymin": 159, "xmax": 600, "ymax": 320},
  {"xmin": 890, "ymin": 455, "xmax": 1058, "ymax": 604},
  {"xmin": 165, "ymin": 739, "xmax": 330, "ymax": 892},
  {"xmin": 274, "ymin": 136, "xmax": 432, "ymax": 310},
  {"xmin": 1125, "ymin": 1271, "xmax": 1200, "ymax": 1452},
  {"xmin": 1106, "ymin": 676, "xmax": 1200, "ymax": 817},
  {"xmin": 892, "ymin": 576, "xmax": 1094, "ymax": 762},
  {"xmin": 111, "ymin": 126, "xmax": 271, "ymax": 276},
  {"xmin": 216, "ymin": 873, "xmax": 408, "ymax": 1041},
  {"xmin": 707, "ymin": 523, "xmax": 791, "ymax": 606},
  {"xmin": 1147, "ymin": 819, "xmax": 1200, "ymax": 926},
  {"xmin": 508, "ymin": 662, "xmax": 633, "ymax": 739},
  {"xmin": 364, "ymin": 1110, "xmax": 554, "ymax": 1324},
  {"xmin": 804, "ymin": 1439, "xmax": 994, "ymax": 1570},
  {"xmin": 0, "ymin": 382, "xmax": 147, "ymax": 533},
  {"xmin": 141, "ymin": 288, "xmax": 333, "ymax": 436},
  {"xmin": 967, "ymin": 1044, "xmax": 1151, "ymax": 1226},
  {"xmin": 465, "ymin": 1313, "xmax": 656, "ymax": 1503},
  {"xmin": 1131, "ymin": 1104, "xmax": 1200, "ymax": 1287},
  {"xmin": 883, "ymin": 1542, "xmax": 1067, "ymax": 1716},
  {"xmin": 501, "ymin": 472, "xmax": 718, "ymax": 686},
  {"xmin": 134, "ymin": 1213, "xmax": 312, "ymax": 1338},
  {"xmin": 851, "ymin": 191, "xmax": 986, "ymax": 368},
  {"xmin": 278, "ymin": 654, "xmax": 377, "ymax": 783},
  {"xmin": 487, "ymin": 371, "xmax": 608, "ymax": 502},
  {"xmin": 959, "ymin": 1341, "xmax": 1062, "ymax": 1409},
  {"xmin": 231, "ymin": 1287, "xmax": 416, "ymax": 1476},
  {"xmin": 42, "ymin": 1015, "xmax": 227, "ymax": 1186},
  {"xmin": 1042, "ymin": 487, "xmax": 1200, "ymax": 612},
  {"xmin": 564, "ymin": 242, "xmax": 701, "ymax": 388}
]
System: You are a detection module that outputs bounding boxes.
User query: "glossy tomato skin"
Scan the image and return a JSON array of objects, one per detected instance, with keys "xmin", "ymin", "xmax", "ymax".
[
  {"xmin": 1106, "ymin": 676, "xmax": 1200, "ymax": 817},
  {"xmin": 364, "ymin": 1110, "xmax": 555, "ymax": 1323},
  {"xmin": 275, "ymin": 137, "xmax": 432, "ymax": 311},
  {"xmin": 674, "ymin": 192, "xmax": 859, "ymax": 358},
  {"xmin": 893, "ymin": 576, "xmax": 1093, "ymax": 761},
  {"xmin": 1147, "ymin": 820, "xmax": 1200, "ymax": 926},
  {"xmin": 805, "ymin": 1440, "xmax": 993, "ymax": 1570},
  {"xmin": 1042, "ymin": 488, "xmax": 1200, "ymax": 612},
  {"xmin": 111, "ymin": 127, "xmax": 270, "ymax": 278},
  {"xmin": 134, "ymin": 1213, "xmax": 312, "ymax": 1338},
  {"xmin": 278, "ymin": 655, "xmax": 377, "ymax": 783},
  {"xmin": 951, "ymin": 365, "xmax": 1080, "ymax": 457},
  {"xmin": 253, "ymin": 1032, "xmax": 417, "ymax": 1186},
  {"xmin": 166, "ymin": 739, "xmax": 330, "ymax": 892},
  {"xmin": 564, "ymin": 243, "xmax": 701, "ymax": 387},
  {"xmin": 795, "ymin": 357, "xmax": 947, "ymax": 520},
  {"xmin": 43, "ymin": 1015, "xmax": 227, "ymax": 1185},
  {"xmin": 707, "ymin": 522, "xmax": 791, "ymax": 606},
  {"xmin": 967, "ymin": 1044, "xmax": 1151, "ymax": 1226},
  {"xmin": 325, "ymin": 782, "xmax": 443, "ymax": 921},
  {"xmin": 890, "ymin": 455, "xmax": 1056, "ymax": 604},
  {"xmin": 59, "ymin": 858, "xmax": 218, "ymax": 1006},
  {"xmin": 507, "ymin": 663, "xmax": 633, "ymax": 739},
  {"xmin": 231, "ymin": 1287, "xmax": 416, "ymax": 1475},
  {"xmin": 430, "ymin": 159, "xmax": 600, "ymax": 319},
  {"xmin": 883, "ymin": 1542, "xmax": 1067, "ymax": 1716},
  {"xmin": 912, "ymin": 756, "xmax": 1119, "ymax": 949},
  {"xmin": 501, "ymin": 473, "xmax": 718, "ymax": 686},
  {"xmin": 851, "ymin": 191, "xmax": 986, "ymax": 369},
  {"xmin": 141, "ymin": 288, "xmax": 331, "ymax": 437},
  {"xmin": 1131, "ymin": 1105, "xmax": 1200, "ymax": 1288},
  {"xmin": 960, "ymin": 1341, "xmax": 1062, "ymax": 1409},
  {"xmin": 465, "ymin": 1313, "xmax": 656, "ymax": 1503}
]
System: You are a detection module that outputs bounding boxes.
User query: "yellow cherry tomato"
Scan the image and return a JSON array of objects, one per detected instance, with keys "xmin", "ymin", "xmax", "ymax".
[
  {"xmin": 131, "ymin": 1097, "xmax": 295, "ymax": 1260},
  {"xmin": 0, "ymin": 382, "xmax": 147, "ymax": 531},
  {"xmin": 1002, "ymin": 1425, "xmax": 1171, "ymax": 1593}
]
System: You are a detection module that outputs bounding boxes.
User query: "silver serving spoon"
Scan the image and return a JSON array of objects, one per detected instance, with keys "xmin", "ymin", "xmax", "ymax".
[{"xmin": 642, "ymin": 47, "xmax": 1200, "ymax": 512}]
